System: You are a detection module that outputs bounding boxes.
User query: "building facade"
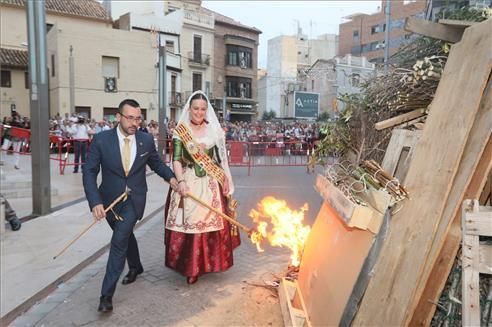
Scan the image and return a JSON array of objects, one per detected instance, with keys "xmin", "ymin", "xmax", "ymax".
[
  {"xmin": 338, "ymin": 0, "xmax": 427, "ymax": 62},
  {"xmin": 207, "ymin": 9, "xmax": 261, "ymax": 122},
  {"xmin": 266, "ymin": 29, "xmax": 338, "ymax": 119},
  {"xmin": 334, "ymin": 54, "xmax": 375, "ymax": 112}
]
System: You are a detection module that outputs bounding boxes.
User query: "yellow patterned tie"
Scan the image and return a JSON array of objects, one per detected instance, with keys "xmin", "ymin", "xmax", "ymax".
[{"xmin": 123, "ymin": 137, "xmax": 131, "ymax": 176}]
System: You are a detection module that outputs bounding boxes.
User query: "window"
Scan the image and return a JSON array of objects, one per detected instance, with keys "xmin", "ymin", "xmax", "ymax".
[
  {"xmin": 193, "ymin": 35, "xmax": 202, "ymax": 62},
  {"xmin": 351, "ymin": 73, "xmax": 360, "ymax": 87},
  {"xmin": 102, "ymin": 56, "xmax": 119, "ymax": 78},
  {"xmin": 227, "ymin": 45, "xmax": 252, "ymax": 68},
  {"xmin": 46, "ymin": 23, "xmax": 54, "ymax": 32},
  {"xmin": 404, "ymin": 0, "xmax": 417, "ymax": 4},
  {"xmin": 352, "ymin": 30, "xmax": 359, "ymax": 41},
  {"xmin": 371, "ymin": 25, "xmax": 379, "ymax": 34},
  {"xmin": 103, "ymin": 107, "xmax": 119, "ymax": 121},
  {"xmin": 1, "ymin": 70, "xmax": 11, "ymax": 88},
  {"xmin": 311, "ymin": 80, "xmax": 315, "ymax": 90},
  {"xmin": 192, "ymin": 73, "xmax": 202, "ymax": 92},
  {"xmin": 226, "ymin": 76, "xmax": 252, "ymax": 98},
  {"xmin": 51, "ymin": 54, "xmax": 55, "ymax": 77},
  {"xmin": 25, "ymin": 72, "xmax": 29, "ymax": 89},
  {"xmin": 165, "ymin": 40, "xmax": 175, "ymax": 54},
  {"xmin": 75, "ymin": 106, "xmax": 91, "ymax": 119}
]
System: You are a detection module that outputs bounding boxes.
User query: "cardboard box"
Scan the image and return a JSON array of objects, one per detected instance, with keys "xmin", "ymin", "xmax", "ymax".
[{"xmin": 315, "ymin": 174, "xmax": 389, "ymax": 234}]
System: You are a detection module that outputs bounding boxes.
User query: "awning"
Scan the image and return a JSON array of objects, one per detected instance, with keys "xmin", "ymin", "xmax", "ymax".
[{"xmin": 230, "ymin": 111, "xmax": 256, "ymax": 115}]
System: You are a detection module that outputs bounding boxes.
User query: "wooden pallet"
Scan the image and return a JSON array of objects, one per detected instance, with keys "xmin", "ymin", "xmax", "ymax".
[
  {"xmin": 461, "ymin": 199, "xmax": 492, "ymax": 326},
  {"xmin": 278, "ymin": 278, "xmax": 311, "ymax": 327}
]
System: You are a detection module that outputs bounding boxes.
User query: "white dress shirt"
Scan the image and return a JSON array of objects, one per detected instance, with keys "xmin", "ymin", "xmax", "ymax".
[{"xmin": 116, "ymin": 126, "xmax": 137, "ymax": 172}]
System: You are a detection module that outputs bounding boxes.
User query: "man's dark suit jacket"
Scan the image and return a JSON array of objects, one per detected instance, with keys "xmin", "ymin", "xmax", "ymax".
[{"xmin": 83, "ymin": 128, "xmax": 174, "ymax": 219}]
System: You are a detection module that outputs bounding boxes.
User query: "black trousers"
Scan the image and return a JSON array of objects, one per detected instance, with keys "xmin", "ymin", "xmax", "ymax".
[
  {"xmin": 73, "ymin": 141, "xmax": 87, "ymax": 172},
  {"xmin": 101, "ymin": 199, "xmax": 142, "ymax": 297}
]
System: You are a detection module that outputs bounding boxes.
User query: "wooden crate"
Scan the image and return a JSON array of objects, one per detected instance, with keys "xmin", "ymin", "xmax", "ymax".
[{"xmin": 278, "ymin": 278, "xmax": 311, "ymax": 327}]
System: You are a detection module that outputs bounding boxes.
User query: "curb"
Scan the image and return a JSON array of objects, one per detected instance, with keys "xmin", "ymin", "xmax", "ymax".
[{"xmin": 0, "ymin": 204, "xmax": 165, "ymax": 327}]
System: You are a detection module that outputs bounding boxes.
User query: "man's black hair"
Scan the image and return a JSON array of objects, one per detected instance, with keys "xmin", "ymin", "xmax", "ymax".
[{"xmin": 118, "ymin": 99, "xmax": 140, "ymax": 113}]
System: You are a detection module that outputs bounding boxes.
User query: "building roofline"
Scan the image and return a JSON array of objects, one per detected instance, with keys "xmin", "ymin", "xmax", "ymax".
[{"xmin": 0, "ymin": 0, "xmax": 111, "ymax": 24}]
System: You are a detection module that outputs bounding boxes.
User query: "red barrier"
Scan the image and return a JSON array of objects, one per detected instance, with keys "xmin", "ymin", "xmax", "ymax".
[{"xmin": 0, "ymin": 126, "xmax": 31, "ymax": 154}]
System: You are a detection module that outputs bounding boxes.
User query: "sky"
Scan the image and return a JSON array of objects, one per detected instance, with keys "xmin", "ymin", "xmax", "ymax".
[{"xmin": 202, "ymin": 1, "xmax": 381, "ymax": 68}]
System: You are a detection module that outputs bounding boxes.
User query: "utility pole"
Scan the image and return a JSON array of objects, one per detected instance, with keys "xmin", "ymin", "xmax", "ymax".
[
  {"xmin": 26, "ymin": 0, "xmax": 51, "ymax": 215},
  {"xmin": 69, "ymin": 45, "xmax": 75, "ymax": 114},
  {"xmin": 384, "ymin": 0, "xmax": 391, "ymax": 71},
  {"xmin": 158, "ymin": 43, "xmax": 168, "ymax": 161},
  {"xmin": 222, "ymin": 86, "xmax": 227, "ymax": 122}
]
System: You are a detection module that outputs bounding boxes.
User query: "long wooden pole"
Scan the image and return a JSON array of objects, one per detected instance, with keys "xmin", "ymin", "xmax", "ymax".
[
  {"xmin": 185, "ymin": 192, "xmax": 253, "ymax": 235},
  {"xmin": 53, "ymin": 189, "xmax": 130, "ymax": 260}
]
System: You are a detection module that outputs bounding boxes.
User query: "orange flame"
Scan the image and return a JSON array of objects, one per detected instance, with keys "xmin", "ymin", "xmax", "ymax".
[{"xmin": 249, "ymin": 196, "xmax": 311, "ymax": 267}]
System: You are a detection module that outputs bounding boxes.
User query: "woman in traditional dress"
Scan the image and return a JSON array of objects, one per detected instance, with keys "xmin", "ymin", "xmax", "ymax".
[{"xmin": 164, "ymin": 90, "xmax": 240, "ymax": 284}]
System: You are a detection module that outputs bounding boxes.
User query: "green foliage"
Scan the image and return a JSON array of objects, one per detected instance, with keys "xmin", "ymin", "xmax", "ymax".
[
  {"xmin": 437, "ymin": 6, "xmax": 492, "ymax": 22},
  {"xmin": 261, "ymin": 110, "xmax": 276, "ymax": 121}
]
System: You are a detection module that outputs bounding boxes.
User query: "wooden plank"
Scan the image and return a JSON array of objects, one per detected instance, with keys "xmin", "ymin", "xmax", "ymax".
[
  {"xmin": 439, "ymin": 18, "xmax": 477, "ymax": 27},
  {"xmin": 381, "ymin": 129, "xmax": 422, "ymax": 181},
  {"xmin": 479, "ymin": 243, "xmax": 492, "ymax": 275},
  {"xmin": 408, "ymin": 79, "xmax": 492, "ymax": 325},
  {"xmin": 340, "ymin": 210, "xmax": 390, "ymax": 326},
  {"xmin": 464, "ymin": 211, "xmax": 492, "ymax": 236},
  {"xmin": 353, "ymin": 19, "xmax": 492, "ymax": 326},
  {"xmin": 278, "ymin": 279, "xmax": 311, "ymax": 327},
  {"xmin": 461, "ymin": 200, "xmax": 481, "ymax": 326},
  {"xmin": 404, "ymin": 17, "xmax": 466, "ymax": 43},
  {"xmin": 410, "ymin": 136, "xmax": 492, "ymax": 325},
  {"xmin": 375, "ymin": 108, "xmax": 426, "ymax": 130}
]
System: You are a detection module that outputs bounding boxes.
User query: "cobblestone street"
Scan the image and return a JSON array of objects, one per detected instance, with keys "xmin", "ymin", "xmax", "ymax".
[{"xmin": 11, "ymin": 166, "xmax": 322, "ymax": 326}]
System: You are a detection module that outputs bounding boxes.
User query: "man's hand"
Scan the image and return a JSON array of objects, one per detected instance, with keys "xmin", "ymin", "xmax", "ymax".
[
  {"xmin": 169, "ymin": 177, "xmax": 179, "ymax": 191},
  {"xmin": 92, "ymin": 204, "xmax": 106, "ymax": 221}
]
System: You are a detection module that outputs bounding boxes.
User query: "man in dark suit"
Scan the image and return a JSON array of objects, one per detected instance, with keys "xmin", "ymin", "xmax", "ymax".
[{"xmin": 83, "ymin": 99, "xmax": 178, "ymax": 313}]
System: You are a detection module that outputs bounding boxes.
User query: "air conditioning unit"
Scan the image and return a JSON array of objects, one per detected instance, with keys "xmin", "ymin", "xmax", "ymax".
[{"xmin": 104, "ymin": 77, "xmax": 117, "ymax": 93}]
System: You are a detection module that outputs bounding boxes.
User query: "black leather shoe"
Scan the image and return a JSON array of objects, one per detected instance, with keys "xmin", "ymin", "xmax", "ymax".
[
  {"xmin": 98, "ymin": 295, "xmax": 113, "ymax": 313},
  {"xmin": 9, "ymin": 218, "xmax": 21, "ymax": 231},
  {"xmin": 122, "ymin": 267, "xmax": 144, "ymax": 285}
]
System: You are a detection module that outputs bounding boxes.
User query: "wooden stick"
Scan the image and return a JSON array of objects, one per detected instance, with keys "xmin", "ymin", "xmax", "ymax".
[
  {"xmin": 375, "ymin": 108, "xmax": 427, "ymax": 130},
  {"xmin": 53, "ymin": 189, "xmax": 130, "ymax": 260},
  {"xmin": 185, "ymin": 192, "xmax": 253, "ymax": 235}
]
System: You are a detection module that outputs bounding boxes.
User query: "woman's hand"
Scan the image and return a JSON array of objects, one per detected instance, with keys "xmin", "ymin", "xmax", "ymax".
[
  {"xmin": 222, "ymin": 178, "xmax": 230, "ymax": 195},
  {"xmin": 177, "ymin": 180, "xmax": 189, "ymax": 197}
]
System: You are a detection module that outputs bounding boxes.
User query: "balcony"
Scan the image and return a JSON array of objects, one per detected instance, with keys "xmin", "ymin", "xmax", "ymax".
[
  {"xmin": 188, "ymin": 52, "xmax": 210, "ymax": 68},
  {"xmin": 169, "ymin": 92, "xmax": 183, "ymax": 106}
]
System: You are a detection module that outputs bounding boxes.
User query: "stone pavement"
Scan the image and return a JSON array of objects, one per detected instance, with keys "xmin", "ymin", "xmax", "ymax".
[{"xmin": 2, "ymin": 159, "xmax": 322, "ymax": 326}]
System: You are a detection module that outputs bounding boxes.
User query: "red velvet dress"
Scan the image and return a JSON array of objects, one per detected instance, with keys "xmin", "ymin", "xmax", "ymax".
[{"xmin": 164, "ymin": 188, "xmax": 241, "ymax": 278}]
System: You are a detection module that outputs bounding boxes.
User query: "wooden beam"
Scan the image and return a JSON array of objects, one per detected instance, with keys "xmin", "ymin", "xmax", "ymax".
[
  {"xmin": 353, "ymin": 19, "xmax": 492, "ymax": 326},
  {"xmin": 404, "ymin": 17, "xmax": 466, "ymax": 43},
  {"xmin": 409, "ymin": 136, "xmax": 492, "ymax": 325},
  {"xmin": 461, "ymin": 200, "xmax": 481, "ymax": 327},
  {"xmin": 464, "ymin": 212, "xmax": 492, "ymax": 236},
  {"xmin": 439, "ymin": 19, "xmax": 477, "ymax": 27},
  {"xmin": 375, "ymin": 108, "xmax": 426, "ymax": 131},
  {"xmin": 479, "ymin": 243, "xmax": 492, "ymax": 275}
]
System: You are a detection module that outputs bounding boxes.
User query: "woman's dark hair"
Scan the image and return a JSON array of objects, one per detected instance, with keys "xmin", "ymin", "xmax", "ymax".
[
  {"xmin": 189, "ymin": 92, "xmax": 208, "ymax": 104},
  {"xmin": 118, "ymin": 99, "xmax": 140, "ymax": 113}
]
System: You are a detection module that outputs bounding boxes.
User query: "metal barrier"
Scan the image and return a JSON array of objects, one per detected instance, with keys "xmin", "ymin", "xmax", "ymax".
[
  {"xmin": 49, "ymin": 137, "xmax": 91, "ymax": 175},
  {"xmin": 0, "ymin": 126, "xmax": 31, "ymax": 155}
]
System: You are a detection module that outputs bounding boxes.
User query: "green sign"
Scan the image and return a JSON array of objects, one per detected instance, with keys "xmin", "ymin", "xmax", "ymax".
[{"xmin": 294, "ymin": 92, "xmax": 319, "ymax": 119}]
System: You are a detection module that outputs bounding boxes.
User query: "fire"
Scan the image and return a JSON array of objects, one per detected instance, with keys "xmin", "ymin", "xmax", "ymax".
[{"xmin": 249, "ymin": 196, "xmax": 311, "ymax": 267}]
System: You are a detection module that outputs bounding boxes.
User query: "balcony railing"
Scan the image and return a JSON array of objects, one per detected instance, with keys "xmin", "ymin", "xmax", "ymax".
[
  {"xmin": 169, "ymin": 92, "xmax": 183, "ymax": 106},
  {"xmin": 188, "ymin": 52, "xmax": 210, "ymax": 66}
]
